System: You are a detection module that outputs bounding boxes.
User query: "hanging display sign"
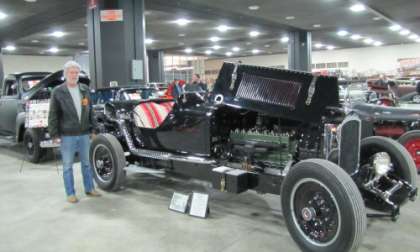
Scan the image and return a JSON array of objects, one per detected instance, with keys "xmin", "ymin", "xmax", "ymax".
[{"xmin": 100, "ymin": 9, "xmax": 123, "ymax": 22}]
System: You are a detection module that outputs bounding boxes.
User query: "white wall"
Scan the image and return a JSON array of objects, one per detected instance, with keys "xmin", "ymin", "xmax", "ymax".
[
  {"xmin": 2, "ymin": 55, "xmax": 73, "ymax": 76},
  {"xmin": 205, "ymin": 43, "xmax": 420, "ymax": 76}
]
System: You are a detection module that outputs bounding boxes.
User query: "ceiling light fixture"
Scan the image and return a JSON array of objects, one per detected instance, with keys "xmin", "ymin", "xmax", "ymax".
[
  {"xmin": 349, "ymin": 3, "xmax": 366, "ymax": 12},
  {"xmin": 31, "ymin": 40, "xmax": 40, "ymax": 43},
  {"xmin": 145, "ymin": 38, "xmax": 154, "ymax": 44},
  {"xmin": 212, "ymin": 45, "xmax": 221, "ymax": 50},
  {"xmin": 252, "ymin": 49, "xmax": 260, "ymax": 54},
  {"xmin": 399, "ymin": 29, "xmax": 410, "ymax": 35},
  {"xmin": 416, "ymin": 38, "xmax": 420, "ymax": 43},
  {"xmin": 326, "ymin": 45, "xmax": 335, "ymax": 50},
  {"xmin": 280, "ymin": 36, "xmax": 289, "ymax": 43},
  {"xmin": 409, "ymin": 34, "xmax": 419, "ymax": 40},
  {"xmin": 285, "ymin": 16, "xmax": 295, "ymax": 20},
  {"xmin": 174, "ymin": 18, "xmax": 191, "ymax": 26},
  {"xmin": 0, "ymin": 11, "xmax": 7, "ymax": 20},
  {"xmin": 4, "ymin": 45, "xmax": 16, "ymax": 51},
  {"xmin": 24, "ymin": 0, "xmax": 37, "ymax": 2},
  {"xmin": 209, "ymin": 36, "xmax": 220, "ymax": 42},
  {"xmin": 264, "ymin": 44, "xmax": 271, "ymax": 48},
  {"xmin": 178, "ymin": 33, "xmax": 186, "ymax": 37},
  {"xmin": 373, "ymin": 41, "xmax": 383, "ymax": 46},
  {"xmin": 225, "ymin": 51, "xmax": 233, "ymax": 57},
  {"xmin": 205, "ymin": 50, "xmax": 212, "ymax": 55},
  {"xmin": 337, "ymin": 30, "xmax": 349, "ymax": 37},
  {"xmin": 184, "ymin": 48, "xmax": 193, "ymax": 53},
  {"xmin": 50, "ymin": 31, "xmax": 66, "ymax": 38},
  {"xmin": 232, "ymin": 46, "xmax": 240, "ymax": 52},
  {"xmin": 216, "ymin": 25, "xmax": 230, "ymax": 32},
  {"xmin": 314, "ymin": 43, "xmax": 323, "ymax": 49},
  {"xmin": 47, "ymin": 47, "xmax": 59, "ymax": 53},
  {"xmin": 313, "ymin": 24, "xmax": 321, "ymax": 28},
  {"xmin": 78, "ymin": 42, "xmax": 85, "ymax": 46},
  {"xmin": 389, "ymin": 24, "xmax": 402, "ymax": 31},
  {"xmin": 363, "ymin": 38, "xmax": 373, "ymax": 44},
  {"xmin": 373, "ymin": 17, "xmax": 382, "ymax": 21},
  {"xmin": 249, "ymin": 31, "xmax": 260, "ymax": 37},
  {"xmin": 248, "ymin": 5, "xmax": 260, "ymax": 10},
  {"xmin": 350, "ymin": 34, "xmax": 362, "ymax": 40}
]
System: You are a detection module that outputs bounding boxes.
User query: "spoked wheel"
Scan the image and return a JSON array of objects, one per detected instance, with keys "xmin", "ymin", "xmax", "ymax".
[
  {"xmin": 398, "ymin": 130, "xmax": 420, "ymax": 173},
  {"xmin": 90, "ymin": 134, "xmax": 126, "ymax": 191},
  {"xmin": 281, "ymin": 159, "xmax": 366, "ymax": 252},
  {"xmin": 358, "ymin": 136, "xmax": 417, "ymax": 211}
]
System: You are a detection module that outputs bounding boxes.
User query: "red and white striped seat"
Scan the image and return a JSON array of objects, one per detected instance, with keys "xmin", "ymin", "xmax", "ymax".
[{"xmin": 133, "ymin": 101, "xmax": 174, "ymax": 128}]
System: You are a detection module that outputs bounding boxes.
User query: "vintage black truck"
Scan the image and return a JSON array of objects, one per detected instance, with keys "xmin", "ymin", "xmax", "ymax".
[
  {"xmin": 90, "ymin": 62, "xmax": 417, "ymax": 252},
  {"xmin": 0, "ymin": 70, "xmax": 89, "ymax": 162}
]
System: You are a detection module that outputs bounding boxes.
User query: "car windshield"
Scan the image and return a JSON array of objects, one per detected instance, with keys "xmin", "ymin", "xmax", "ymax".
[
  {"xmin": 120, "ymin": 88, "xmax": 160, "ymax": 100},
  {"xmin": 21, "ymin": 76, "xmax": 45, "ymax": 92}
]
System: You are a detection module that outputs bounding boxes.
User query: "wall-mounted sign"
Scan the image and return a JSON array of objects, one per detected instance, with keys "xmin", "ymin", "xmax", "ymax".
[{"xmin": 100, "ymin": 9, "xmax": 123, "ymax": 22}]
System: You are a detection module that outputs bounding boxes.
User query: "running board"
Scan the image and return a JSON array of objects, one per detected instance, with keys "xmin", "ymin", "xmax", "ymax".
[{"xmin": 130, "ymin": 149, "xmax": 216, "ymax": 164}]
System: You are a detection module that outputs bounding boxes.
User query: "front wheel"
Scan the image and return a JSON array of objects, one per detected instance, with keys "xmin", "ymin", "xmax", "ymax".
[
  {"xmin": 398, "ymin": 130, "xmax": 420, "ymax": 173},
  {"xmin": 90, "ymin": 133, "xmax": 126, "ymax": 191},
  {"xmin": 281, "ymin": 159, "xmax": 366, "ymax": 252}
]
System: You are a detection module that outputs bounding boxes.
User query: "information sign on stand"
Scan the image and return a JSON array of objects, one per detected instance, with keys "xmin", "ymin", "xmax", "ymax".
[
  {"xmin": 169, "ymin": 192, "xmax": 189, "ymax": 214},
  {"xmin": 189, "ymin": 192, "xmax": 210, "ymax": 218}
]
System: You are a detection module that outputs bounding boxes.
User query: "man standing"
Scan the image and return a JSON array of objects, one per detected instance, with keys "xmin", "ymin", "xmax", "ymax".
[
  {"xmin": 48, "ymin": 61, "xmax": 101, "ymax": 203},
  {"xmin": 184, "ymin": 73, "xmax": 207, "ymax": 92}
]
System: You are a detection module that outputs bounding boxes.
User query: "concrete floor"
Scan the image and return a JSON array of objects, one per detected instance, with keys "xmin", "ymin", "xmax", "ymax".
[{"xmin": 0, "ymin": 143, "xmax": 419, "ymax": 252}]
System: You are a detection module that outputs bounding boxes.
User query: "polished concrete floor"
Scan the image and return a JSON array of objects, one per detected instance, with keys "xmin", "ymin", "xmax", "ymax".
[{"xmin": 0, "ymin": 143, "xmax": 419, "ymax": 252}]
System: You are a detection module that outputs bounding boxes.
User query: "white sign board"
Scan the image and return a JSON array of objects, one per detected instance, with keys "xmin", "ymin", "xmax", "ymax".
[
  {"xmin": 25, "ymin": 99, "xmax": 50, "ymax": 128},
  {"xmin": 189, "ymin": 192, "xmax": 209, "ymax": 218}
]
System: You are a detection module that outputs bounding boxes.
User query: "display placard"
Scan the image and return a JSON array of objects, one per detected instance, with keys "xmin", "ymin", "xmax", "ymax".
[
  {"xmin": 25, "ymin": 99, "xmax": 50, "ymax": 128},
  {"xmin": 189, "ymin": 192, "xmax": 209, "ymax": 218},
  {"xmin": 169, "ymin": 192, "xmax": 189, "ymax": 213}
]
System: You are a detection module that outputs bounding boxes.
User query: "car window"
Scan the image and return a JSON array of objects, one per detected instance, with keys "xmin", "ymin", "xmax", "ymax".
[
  {"xmin": 3, "ymin": 79, "xmax": 18, "ymax": 96},
  {"xmin": 21, "ymin": 76, "xmax": 44, "ymax": 92}
]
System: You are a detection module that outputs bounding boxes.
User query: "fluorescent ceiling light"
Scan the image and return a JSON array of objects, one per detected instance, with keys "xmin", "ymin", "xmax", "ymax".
[
  {"xmin": 209, "ymin": 36, "xmax": 220, "ymax": 42},
  {"xmin": 389, "ymin": 24, "xmax": 401, "ymax": 31},
  {"xmin": 285, "ymin": 16, "xmax": 295, "ymax": 20},
  {"xmin": 50, "ymin": 31, "xmax": 65, "ymax": 38},
  {"xmin": 31, "ymin": 40, "xmax": 40, "ymax": 43},
  {"xmin": 249, "ymin": 31, "xmax": 260, "ymax": 37},
  {"xmin": 225, "ymin": 51, "xmax": 232, "ymax": 57},
  {"xmin": 337, "ymin": 30, "xmax": 349, "ymax": 36},
  {"xmin": 212, "ymin": 45, "xmax": 221, "ymax": 50},
  {"xmin": 373, "ymin": 41, "xmax": 383, "ymax": 46},
  {"xmin": 232, "ymin": 46, "xmax": 240, "ymax": 52},
  {"xmin": 174, "ymin": 18, "xmax": 191, "ymax": 26},
  {"xmin": 416, "ymin": 38, "xmax": 420, "ymax": 43},
  {"xmin": 145, "ymin": 38, "xmax": 154, "ymax": 44},
  {"xmin": 248, "ymin": 5, "xmax": 260, "ymax": 10},
  {"xmin": 264, "ymin": 44, "xmax": 271, "ymax": 48},
  {"xmin": 400, "ymin": 29, "xmax": 410, "ymax": 35},
  {"xmin": 280, "ymin": 36, "xmax": 289, "ymax": 43},
  {"xmin": 409, "ymin": 34, "xmax": 419, "ymax": 40},
  {"xmin": 349, "ymin": 3, "xmax": 366, "ymax": 12},
  {"xmin": 363, "ymin": 38, "xmax": 373, "ymax": 44},
  {"xmin": 326, "ymin": 45, "xmax": 335, "ymax": 50},
  {"xmin": 313, "ymin": 24, "xmax": 321, "ymax": 28},
  {"xmin": 24, "ymin": 0, "xmax": 37, "ymax": 2},
  {"xmin": 373, "ymin": 17, "xmax": 381, "ymax": 21},
  {"xmin": 78, "ymin": 42, "xmax": 85, "ymax": 46},
  {"xmin": 4, "ymin": 45, "xmax": 16, "ymax": 51},
  {"xmin": 205, "ymin": 50, "xmax": 212, "ymax": 55},
  {"xmin": 184, "ymin": 48, "xmax": 192, "ymax": 53},
  {"xmin": 216, "ymin": 25, "xmax": 230, "ymax": 32},
  {"xmin": 178, "ymin": 33, "xmax": 185, "ymax": 37},
  {"xmin": 251, "ymin": 49, "xmax": 260, "ymax": 54},
  {"xmin": 47, "ymin": 47, "xmax": 59, "ymax": 53},
  {"xmin": 0, "ymin": 11, "xmax": 7, "ymax": 20},
  {"xmin": 350, "ymin": 34, "xmax": 362, "ymax": 40},
  {"xmin": 314, "ymin": 43, "xmax": 323, "ymax": 48}
]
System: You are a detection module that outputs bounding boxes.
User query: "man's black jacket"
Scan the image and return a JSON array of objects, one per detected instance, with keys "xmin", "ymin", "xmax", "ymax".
[{"xmin": 48, "ymin": 83, "xmax": 97, "ymax": 138}]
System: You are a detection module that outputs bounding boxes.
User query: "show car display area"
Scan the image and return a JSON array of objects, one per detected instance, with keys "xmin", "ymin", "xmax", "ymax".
[{"xmin": 89, "ymin": 62, "xmax": 417, "ymax": 252}]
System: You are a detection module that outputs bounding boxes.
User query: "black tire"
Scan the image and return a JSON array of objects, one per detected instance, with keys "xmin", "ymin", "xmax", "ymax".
[
  {"xmin": 281, "ymin": 159, "xmax": 366, "ymax": 252},
  {"xmin": 360, "ymin": 136, "xmax": 417, "ymax": 210},
  {"xmin": 398, "ymin": 130, "xmax": 420, "ymax": 173},
  {"xmin": 90, "ymin": 133, "xmax": 126, "ymax": 191},
  {"xmin": 23, "ymin": 129, "xmax": 45, "ymax": 163}
]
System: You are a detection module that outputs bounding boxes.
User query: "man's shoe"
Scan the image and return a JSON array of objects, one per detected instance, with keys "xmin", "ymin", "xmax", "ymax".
[
  {"xmin": 67, "ymin": 195, "xmax": 79, "ymax": 203},
  {"xmin": 86, "ymin": 190, "xmax": 101, "ymax": 197}
]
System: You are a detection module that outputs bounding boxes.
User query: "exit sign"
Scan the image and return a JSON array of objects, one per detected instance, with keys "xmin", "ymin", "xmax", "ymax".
[{"xmin": 100, "ymin": 9, "xmax": 123, "ymax": 22}]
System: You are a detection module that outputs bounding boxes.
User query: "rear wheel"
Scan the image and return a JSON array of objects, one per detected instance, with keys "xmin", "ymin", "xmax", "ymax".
[
  {"xmin": 281, "ymin": 159, "xmax": 366, "ymax": 252},
  {"xmin": 398, "ymin": 130, "xmax": 420, "ymax": 173},
  {"xmin": 90, "ymin": 133, "xmax": 126, "ymax": 191},
  {"xmin": 23, "ymin": 129, "xmax": 45, "ymax": 163}
]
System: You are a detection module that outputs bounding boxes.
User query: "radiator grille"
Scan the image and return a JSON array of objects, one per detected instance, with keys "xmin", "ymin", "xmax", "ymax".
[{"xmin": 235, "ymin": 73, "xmax": 302, "ymax": 109}]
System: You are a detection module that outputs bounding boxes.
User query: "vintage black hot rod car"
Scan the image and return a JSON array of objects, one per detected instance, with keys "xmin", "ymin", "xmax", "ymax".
[{"xmin": 89, "ymin": 63, "xmax": 417, "ymax": 252}]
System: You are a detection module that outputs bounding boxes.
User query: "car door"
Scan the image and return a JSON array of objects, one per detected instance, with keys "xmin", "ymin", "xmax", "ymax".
[{"xmin": 0, "ymin": 76, "xmax": 20, "ymax": 135}]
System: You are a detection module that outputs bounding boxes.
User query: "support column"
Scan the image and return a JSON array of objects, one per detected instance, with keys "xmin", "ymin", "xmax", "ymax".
[
  {"xmin": 288, "ymin": 30, "xmax": 312, "ymax": 72},
  {"xmin": 147, "ymin": 50, "xmax": 165, "ymax": 82},
  {"xmin": 0, "ymin": 49, "xmax": 3, "ymax": 86},
  {"xmin": 87, "ymin": 0, "xmax": 147, "ymax": 89}
]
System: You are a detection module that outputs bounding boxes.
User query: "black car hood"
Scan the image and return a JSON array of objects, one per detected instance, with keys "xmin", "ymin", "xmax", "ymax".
[{"xmin": 349, "ymin": 101, "xmax": 420, "ymax": 122}]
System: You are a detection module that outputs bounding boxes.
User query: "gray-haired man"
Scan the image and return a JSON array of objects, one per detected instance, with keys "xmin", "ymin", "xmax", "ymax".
[{"xmin": 48, "ymin": 60, "xmax": 101, "ymax": 203}]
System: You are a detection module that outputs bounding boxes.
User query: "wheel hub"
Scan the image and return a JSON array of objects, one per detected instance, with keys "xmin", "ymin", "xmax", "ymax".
[{"xmin": 301, "ymin": 207, "xmax": 316, "ymax": 221}]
